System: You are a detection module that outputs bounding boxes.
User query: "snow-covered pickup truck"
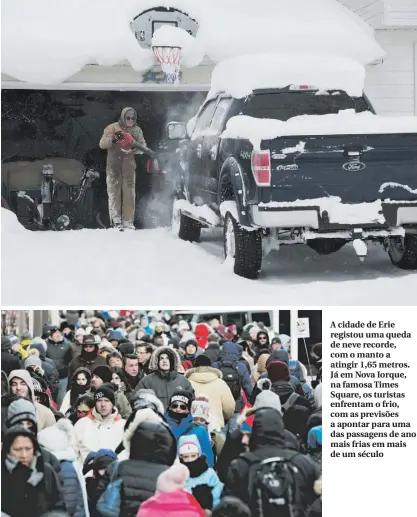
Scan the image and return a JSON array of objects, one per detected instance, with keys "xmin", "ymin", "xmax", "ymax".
[{"xmin": 168, "ymin": 86, "xmax": 417, "ymax": 279}]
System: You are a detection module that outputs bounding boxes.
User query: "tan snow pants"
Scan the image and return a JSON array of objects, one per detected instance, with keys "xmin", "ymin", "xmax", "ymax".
[{"xmin": 106, "ymin": 157, "xmax": 136, "ymax": 226}]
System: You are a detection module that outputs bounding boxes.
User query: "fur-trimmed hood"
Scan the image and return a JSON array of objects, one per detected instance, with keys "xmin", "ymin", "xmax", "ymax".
[
  {"xmin": 37, "ymin": 418, "xmax": 76, "ymax": 462},
  {"xmin": 149, "ymin": 346, "xmax": 181, "ymax": 372},
  {"xmin": 184, "ymin": 366, "xmax": 222, "ymax": 382}
]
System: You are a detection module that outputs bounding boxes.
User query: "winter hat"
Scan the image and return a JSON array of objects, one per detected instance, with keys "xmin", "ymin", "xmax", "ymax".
[
  {"xmin": 216, "ymin": 324, "xmax": 226, "ymax": 337},
  {"xmin": 31, "ymin": 337, "xmax": 47, "ymax": 353},
  {"xmin": 7, "ymin": 398, "xmax": 37, "ymax": 428},
  {"xmin": 308, "ymin": 425, "xmax": 322, "ymax": 449},
  {"xmin": 24, "ymin": 355, "xmax": 42, "ymax": 370},
  {"xmin": 94, "ymin": 384, "xmax": 115, "ymax": 406},
  {"xmin": 252, "ymin": 389, "xmax": 282, "ymax": 414},
  {"xmin": 118, "ymin": 341, "xmax": 135, "ymax": 356},
  {"xmin": 177, "ymin": 320, "xmax": 190, "ymax": 333},
  {"xmin": 211, "ymin": 496, "xmax": 251, "ymax": 517},
  {"xmin": 92, "ymin": 449, "xmax": 118, "ymax": 471},
  {"xmin": 1, "ymin": 336, "xmax": 12, "ymax": 351},
  {"xmin": 156, "ymin": 463, "xmax": 190, "ymax": 493},
  {"xmin": 75, "ymin": 328, "xmax": 86, "ymax": 337},
  {"xmin": 109, "ymin": 330, "xmax": 123, "ymax": 342},
  {"xmin": 191, "ymin": 395, "xmax": 210, "ymax": 423},
  {"xmin": 83, "ymin": 450, "xmax": 98, "ymax": 475},
  {"xmin": 3, "ymin": 425, "xmax": 39, "ymax": 455},
  {"xmin": 82, "ymin": 334, "xmax": 97, "ymax": 347},
  {"xmin": 184, "ymin": 339, "xmax": 198, "ymax": 353},
  {"xmin": 178, "ymin": 434, "xmax": 201, "ymax": 457},
  {"xmin": 267, "ymin": 360, "xmax": 290, "ymax": 382},
  {"xmin": 169, "ymin": 389, "xmax": 193, "ymax": 412},
  {"xmin": 194, "ymin": 354, "xmax": 211, "ymax": 368},
  {"xmin": 278, "ymin": 334, "xmax": 291, "ymax": 351},
  {"xmin": 92, "ymin": 365, "xmax": 112, "ymax": 383}
]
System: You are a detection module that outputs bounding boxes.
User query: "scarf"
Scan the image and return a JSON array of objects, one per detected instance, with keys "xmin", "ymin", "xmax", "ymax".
[
  {"xmin": 168, "ymin": 409, "xmax": 188, "ymax": 423},
  {"xmin": 5, "ymin": 452, "xmax": 44, "ymax": 486},
  {"xmin": 181, "ymin": 455, "xmax": 208, "ymax": 478}
]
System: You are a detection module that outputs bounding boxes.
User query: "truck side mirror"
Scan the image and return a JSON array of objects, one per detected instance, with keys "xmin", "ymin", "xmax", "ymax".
[{"xmin": 167, "ymin": 121, "xmax": 187, "ymax": 140}]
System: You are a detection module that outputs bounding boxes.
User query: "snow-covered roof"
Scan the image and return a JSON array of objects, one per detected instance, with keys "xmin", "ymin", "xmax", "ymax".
[
  {"xmin": 2, "ymin": 0, "xmax": 384, "ymax": 85},
  {"xmin": 209, "ymin": 53, "xmax": 366, "ymax": 99}
]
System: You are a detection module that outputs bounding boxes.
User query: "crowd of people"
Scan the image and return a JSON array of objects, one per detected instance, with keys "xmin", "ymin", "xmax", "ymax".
[{"xmin": 1, "ymin": 311, "xmax": 323, "ymax": 517}]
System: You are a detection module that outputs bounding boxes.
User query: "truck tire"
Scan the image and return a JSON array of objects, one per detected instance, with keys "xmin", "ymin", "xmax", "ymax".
[
  {"xmin": 224, "ymin": 212, "xmax": 262, "ymax": 279},
  {"xmin": 387, "ymin": 233, "xmax": 417, "ymax": 270},
  {"xmin": 172, "ymin": 200, "xmax": 201, "ymax": 242}
]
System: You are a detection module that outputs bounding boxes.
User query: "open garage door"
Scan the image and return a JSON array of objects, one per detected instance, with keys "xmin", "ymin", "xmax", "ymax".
[{"xmin": 1, "ymin": 89, "xmax": 206, "ymax": 227}]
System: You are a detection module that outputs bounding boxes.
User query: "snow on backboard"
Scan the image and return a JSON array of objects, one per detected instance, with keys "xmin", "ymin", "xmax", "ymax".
[{"xmin": 131, "ymin": 7, "xmax": 199, "ymax": 49}]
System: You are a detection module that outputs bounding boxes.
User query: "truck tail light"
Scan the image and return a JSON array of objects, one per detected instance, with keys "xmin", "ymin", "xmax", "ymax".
[{"xmin": 251, "ymin": 150, "xmax": 271, "ymax": 186}]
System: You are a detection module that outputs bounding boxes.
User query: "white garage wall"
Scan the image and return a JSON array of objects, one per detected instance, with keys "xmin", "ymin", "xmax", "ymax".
[{"xmin": 365, "ymin": 29, "xmax": 417, "ymax": 115}]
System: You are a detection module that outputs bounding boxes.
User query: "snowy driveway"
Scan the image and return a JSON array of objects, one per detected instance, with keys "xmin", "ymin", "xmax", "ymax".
[{"xmin": 2, "ymin": 209, "xmax": 416, "ymax": 306}]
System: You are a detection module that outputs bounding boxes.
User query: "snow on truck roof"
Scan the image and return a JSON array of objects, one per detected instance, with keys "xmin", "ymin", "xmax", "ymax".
[
  {"xmin": 2, "ymin": 0, "xmax": 384, "ymax": 85},
  {"xmin": 209, "ymin": 53, "xmax": 366, "ymax": 99}
]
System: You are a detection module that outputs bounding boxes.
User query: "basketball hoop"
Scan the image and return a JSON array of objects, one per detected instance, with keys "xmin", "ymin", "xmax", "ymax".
[{"xmin": 152, "ymin": 46, "xmax": 182, "ymax": 85}]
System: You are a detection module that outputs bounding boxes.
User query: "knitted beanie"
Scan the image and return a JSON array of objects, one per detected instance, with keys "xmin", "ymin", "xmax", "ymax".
[
  {"xmin": 191, "ymin": 395, "xmax": 210, "ymax": 423},
  {"xmin": 94, "ymin": 384, "xmax": 115, "ymax": 406},
  {"xmin": 24, "ymin": 355, "xmax": 42, "ymax": 370},
  {"xmin": 178, "ymin": 434, "xmax": 201, "ymax": 457},
  {"xmin": 92, "ymin": 365, "xmax": 112, "ymax": 383},
  {"xmin": 156, "ymin": 463, "xmax": 190, "ymax": 493},
  {"xmin": 7, "ymin": 398, "xmax": 37, "ymax": 428}
]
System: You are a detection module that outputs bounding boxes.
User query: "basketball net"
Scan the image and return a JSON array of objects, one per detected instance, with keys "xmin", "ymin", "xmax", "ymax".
[{"xmin": 152, "ymin": 46, "xmax": 182, "ymax": 85}]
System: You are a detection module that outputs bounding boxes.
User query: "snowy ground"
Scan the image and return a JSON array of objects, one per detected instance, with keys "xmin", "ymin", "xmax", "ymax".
[{"xmin": 2, "ymin": 209, "xmax": 416, "ymax": 306}]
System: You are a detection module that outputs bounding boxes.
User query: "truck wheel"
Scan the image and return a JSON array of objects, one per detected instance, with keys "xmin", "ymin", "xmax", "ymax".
[
  {"xmin": 224, "ymin": 212, "xmax": 262, "ymax": 279},
  {"xmin": 387, "ymin": 233, "xmax": 417, "ymax": 270},
  {"xmin": 171, "ymin": 200, "xmax": 201, "ymax": 242}
]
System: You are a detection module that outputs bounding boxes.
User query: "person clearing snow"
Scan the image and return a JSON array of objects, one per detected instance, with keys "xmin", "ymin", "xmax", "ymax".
[{"xmin": 99, "ymin": 107, "xmax": 156, "ymax": 230}]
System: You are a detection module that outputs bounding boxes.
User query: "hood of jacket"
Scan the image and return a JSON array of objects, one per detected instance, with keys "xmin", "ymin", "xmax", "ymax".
[
  {"xmin": 71, "ymin": 366, "xmax": 91, "ymax": 384},
  {"xmin": 149, "ymin": 346, "xmax": 180, "ymax": 372},
  {"xmin": 184, "ymin": 366, "xmax": 222, "ymax": 383},
  {"xmin": 37, "ymin": 418, "xmax": 76, "ymax": 462},
  {"xmin": 123, "ymin": 407, "xmax": 176, "ymax": 464},
  {"xmin": 165, "ymin": 412, "xmax": 194, "ymax": 433},
  {"xmin": 218, "ymin": 341, "xmax": 241, "ymax": 364},
  {"xmin": 266, "ymin": 349, "xmax": 289, "ymax": 366},
  {"xmin": 256, "ymin": 330, "xmax": 270, "ymax": 348},
  {"xmin": 8, "ymin": 369, "xmax": 35, "ymax": 402},
  {"xmin": 249, "ymin": 407, "xmax": 286, "ymax": 451},
  {"xmin": 119, "ymin": 107, "xmax": 137, "ymax": 133}
]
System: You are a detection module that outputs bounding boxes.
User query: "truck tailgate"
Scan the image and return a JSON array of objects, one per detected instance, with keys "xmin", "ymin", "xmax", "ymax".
[{"xmin": 262, "ymin": 133, "xmax": 417, "ymax": 204}]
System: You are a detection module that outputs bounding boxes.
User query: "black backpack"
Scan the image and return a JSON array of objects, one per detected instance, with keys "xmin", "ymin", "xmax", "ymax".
[
  {"xmin": 248, "ymin": 455, "xmax": 302, "ymax": 517},
  {"xmin": 219, "ymin": 363, "xmax": 242, "ymax": 400}
]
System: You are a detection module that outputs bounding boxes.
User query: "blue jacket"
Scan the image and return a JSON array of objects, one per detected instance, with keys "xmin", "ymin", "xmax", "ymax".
[
  {"xmin": 165, "ymin": 413, "xmax": 214, "ymax": 467},
  {"xmin": 184, "ymin": 466, "xmax": 223, "ymax": 507},
  {"xmin": 59, "ymin": 460, "xmax": 87, "ymax": 517},
  {"xmin": 212, "ymin": 341, "xmax": 253, "ymax": 413}
]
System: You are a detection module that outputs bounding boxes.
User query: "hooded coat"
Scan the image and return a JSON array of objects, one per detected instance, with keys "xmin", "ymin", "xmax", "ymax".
[
  {"xmin": 68, "ymin": 344, "xmax": 106, "ymax": 381},
  {"xmin": 37, "ymin": 419, "xmax": 89, "ymax": 517},
  {"xmin": 1, "ymin": 427, "xmax": 65, "ymax": 517},
  {"xmin": 8, "ymin": 370, "xmax": 56, "ymax": 431},
  {"xmin": 99, "ymin": 107, "xmax": 147, "ymax": 227},
  {"xmin": 185, "ymin": 366, "xmax": 235, "ymax": 430},
  {"xmin": 224, "ymin": 408, "xmax": 320, "ymax": 515},
  {"xmin": 99, "ymin": 408, "xmax": 177, "ymax": 517},
  {"xmin": 135, "ymin": 347, "xmax": 193, "ymax": 411},
  {"xmin": 60, "ymin": 367, "xmax": 92, "ymax": 416},
  {"xmin": 28, "ymin": 343, "xmax": 60, "ymax": 398},
  {"xmin": 212, "ymin": 342, "xmax": 252, "ymax": 413},
  {"xmin": 1, "ymin": 337, "xmax": 20, "ymax": 375}
]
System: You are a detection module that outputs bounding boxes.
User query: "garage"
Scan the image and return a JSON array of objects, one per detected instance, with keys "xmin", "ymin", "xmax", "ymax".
[{"xmin": 1, "ymin": 87, "xmax": 207, "ymax": 228}]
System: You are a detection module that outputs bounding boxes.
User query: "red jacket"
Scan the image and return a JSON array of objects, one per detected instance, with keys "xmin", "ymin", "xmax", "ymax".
[{"xmin": 137, "ymin": 489, "xmax": 206, "ymax": 517}]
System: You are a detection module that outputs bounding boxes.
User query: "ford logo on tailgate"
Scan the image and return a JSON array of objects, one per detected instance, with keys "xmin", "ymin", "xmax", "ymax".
[{"xmin": 342, "ymin": 160, "xmax": 366, "ymax": 171}]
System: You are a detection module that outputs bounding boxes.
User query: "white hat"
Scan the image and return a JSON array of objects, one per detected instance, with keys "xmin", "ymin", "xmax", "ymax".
[
  {"xmin": 178, "ymin": 434, "xmax": 201, "ymax": 456},
  {"xmin": 75, "ymin": 328, "xmax": 86, "ymax": 336},
  {"xmin": 178, "ymin": 320, "xmax": 190, "ymax": 332},
  {"xmin": 191, "ymin": 395, "xmax": 210, "ymax": 423}
]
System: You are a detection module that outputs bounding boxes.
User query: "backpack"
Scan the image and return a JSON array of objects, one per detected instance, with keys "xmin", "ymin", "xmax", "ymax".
[
  {"xmin": 219, "ymin": 363, "xmax": 242, "ymax": 400},
  {"xmin": 249, "ymin": 455, "xmax": 301, "ymax": 517}
]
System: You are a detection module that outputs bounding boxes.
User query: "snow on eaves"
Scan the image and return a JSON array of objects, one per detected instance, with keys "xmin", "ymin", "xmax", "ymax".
[{"xmin": 2, "ymin": 0, "xmax": 384, "ymax": 85}]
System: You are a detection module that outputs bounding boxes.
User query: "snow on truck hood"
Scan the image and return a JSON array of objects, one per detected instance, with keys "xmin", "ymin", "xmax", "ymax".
[
  {"xmin": 221, "ymin": 110, "xmax": 417, "ymax": 150},
  {"xmin": 2, "ymin": 0, "xmax": 383, "ymax": 85}
]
